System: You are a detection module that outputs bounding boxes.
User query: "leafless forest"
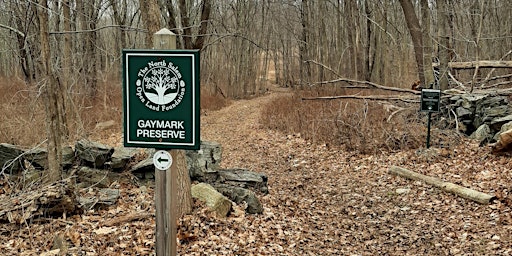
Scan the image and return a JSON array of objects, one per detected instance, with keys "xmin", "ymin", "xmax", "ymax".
[
  {"xmin": 1, "ymin": 1, "xmax": 512, "ymax": 255},
  {"xmin": 1, "ymin": 0, "xmax": 511, "ymax": 95}
]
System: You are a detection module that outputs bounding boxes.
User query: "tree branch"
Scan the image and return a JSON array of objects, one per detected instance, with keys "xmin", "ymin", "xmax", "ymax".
[
  {"xmin": 0, "ymin": 23, "xmax": 25, "ymax": 37},
  {"xmin": 308, "ymin": 77, "xmax": 420, "ymax": 95},
  {"xmin": 302, "ymin": 94, "xmax": 419, "ymax": 103},
  {"xmin": 49, "ymin": 25, "xmax": 147, "ymax": 35}
]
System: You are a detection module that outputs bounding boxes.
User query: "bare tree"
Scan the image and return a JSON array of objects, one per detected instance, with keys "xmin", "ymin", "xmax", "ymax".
[
  {"xmin": 38, "ymin": 0, "xmax": 65, "ymax": 182},
  {"xmin": 399, "ymin": 0, "xmax": 426, "ymax": 87}
]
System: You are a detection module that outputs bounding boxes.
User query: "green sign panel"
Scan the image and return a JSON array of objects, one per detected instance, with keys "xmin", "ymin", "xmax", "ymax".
[
  {"xmin": 420, "ymin": 89, "xmax": 441, "ymax": 112},
  {"xmin": 123, "ymin": 50, "xmax": 200, "ymax": 150}
]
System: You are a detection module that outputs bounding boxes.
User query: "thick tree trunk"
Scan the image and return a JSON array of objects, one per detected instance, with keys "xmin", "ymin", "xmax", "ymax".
[
  {"xmin": 193, "ymin": 0, "xmax": 211, "ymax": 49},
  {"xmin": 399, "ymin": 0, "xmax": 425, "ymax": 87},
  {"xmin": 139, "ymin": 0, "xmax": 161, "ymax": 47}
]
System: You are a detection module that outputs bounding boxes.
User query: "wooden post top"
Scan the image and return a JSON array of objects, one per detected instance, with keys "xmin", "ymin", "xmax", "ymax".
[{"xmin": 153, "ymin": 28, "xmax": 176, "ymax": 50}]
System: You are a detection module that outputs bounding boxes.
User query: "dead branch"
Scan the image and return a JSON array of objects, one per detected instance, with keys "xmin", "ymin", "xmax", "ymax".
[
  {"xmin": 302, "ymin": 94, "xmax": 419, "ymax": 103},
  {"xmin": 308, "ymin": 77, "xmax": 420, "ymax": 95},
  {"xmin": 433, "ymin": 60, "xmax": 512, "ymax": 69},
  {"xmin": 389, "ymin": 166, "xmax": 495, "ymax": 204}
]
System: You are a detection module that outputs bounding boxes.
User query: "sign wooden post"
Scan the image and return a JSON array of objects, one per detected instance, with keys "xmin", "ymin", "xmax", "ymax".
[
  {"xmin": 123, "ymin": 27, "xmax": 199, "ymax": 255},
  {"xmin": 153, "ymin": 28, "xmax": 177, "ymax": 256}
]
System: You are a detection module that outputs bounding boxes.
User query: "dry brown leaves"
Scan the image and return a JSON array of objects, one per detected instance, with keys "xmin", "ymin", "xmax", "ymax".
[{"xmin": 1, "ymin": 92, "xmax": 512, "ymax": 255}]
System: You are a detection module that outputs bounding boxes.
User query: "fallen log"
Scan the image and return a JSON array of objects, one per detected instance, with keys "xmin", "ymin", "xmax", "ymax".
[
  {"xmin": 191, "ymin": 183, "xmax": 232, "ymax": 217},
  {"xmin": 433, "ymin": 60, "xmax": 512, "ymax": 69},
  {"xmin": 389, "ymin": 166, "xmax": 495, "ymax": 204},
  {"xmin": 0, "ymin": 178, "xmax": 80, "ymax": 223}
]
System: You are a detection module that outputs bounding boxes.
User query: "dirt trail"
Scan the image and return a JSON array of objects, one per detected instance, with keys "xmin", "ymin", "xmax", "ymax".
[
  {"xmin": 186, "ymin": 91, "xmax": 512, "ymax": 255},
  {"xmin": 2, "ymin": 90, "xmax": 511, "ymax": 255}
]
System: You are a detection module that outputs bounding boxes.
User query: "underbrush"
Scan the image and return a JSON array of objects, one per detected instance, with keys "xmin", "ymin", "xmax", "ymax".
[
  {"xmin": 0, "ymin": 77, "xmax": 230, "ymax": 147},
  {"xmin": 260, "ymin": 88, "xmax": 459, "ymax": 154},
  {"xmin": 201, "ymin": 93, "xmax": 231, "ymax": 112},
  {"xmin": 0, "ymin": 77, "xmax": 123, "ymax": 146}
]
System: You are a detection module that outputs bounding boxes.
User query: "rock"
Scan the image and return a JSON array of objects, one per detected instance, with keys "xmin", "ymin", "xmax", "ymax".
[
  {"xmin": 191, "ymin": 183, "xmax": 232, "ymax": 217},
  {"xmin": 456, "ymin": 107, "xmax": 472, "ymax": 118},
  {"xmin": 214, "ymin": 184, "xmax": 263, "ymax": 214},
  {"xmin": 94, "ymin": 120, "xmax": 116, "ymax": 131},
  {"xmin": 217, "ymin": 168, "xmax": 268, "ymax": 194},
  {"xmin": 470, "ymin": 124, "xmax": 492, "ymax": 143},
  {"xmin": 78, "ymin": 188, "xmax": 120, "ymax": 209},
  {"xmin": 186, "ymin": 141, "xmax": 222, "ymax": 182},
  {"xmin": 476, "ymin": 105, "xmax": 512, "ymax": 129},
  {"xmin": 490, "ymin": 114, "xmax": 512, "ymax": 132},
  {"xmin": 23, "ymin": 147, "xmax": 47, "ymax": 169},
  {"xmin": 24, "ymin": 145, "xmax": 75, "ymax": 170},
  {"xmin": 460, "ymin": 94, "xmax": 485, "ymax": 109},
  {"xmin": 494, "ymin": 121, "xmax": 512, "ymax": 142},
  {"xmin": 109, "ymin": 147, "xmax": 138, "ymax": 170},
  {"xmin": 62, "ymin": 146, "xmax": 76, "ymax": 168},
  {"xmin": 0, "ymin": 143, "xmax": 24, "ymax": 173},
  {"xmin": 130, "ymin": 157, "xmax": 154, "ymax": 180},
  {"xmin": 76, "ymin": 167, "xmax": 113, "ymax": 188},
  {"xmin": 75, "ymin": 140, "xmax": 114, "ymax": 168}
]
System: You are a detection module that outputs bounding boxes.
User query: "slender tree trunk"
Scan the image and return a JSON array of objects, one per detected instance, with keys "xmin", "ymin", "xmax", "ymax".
[
  {"xmin": 438, "ymin": 0, "xmax": 450, "ymax": 90},
  {"xmin": 299, "ymin": 0, "xmax": 311, "ymax": 88},
  {"xmin": 399, "ymin": 0, "xmax": 425, "ymax": 87},
  {"xmin": 421, "ymin": 0, "xmax": 434, "ymax": 87},
  {"xmin": 178, "ymin": 0, "xmax": 193, "ymax": 49},
  {"xmin": 38, "ymin": 0, "xmax": 63, "ymax": 183}
]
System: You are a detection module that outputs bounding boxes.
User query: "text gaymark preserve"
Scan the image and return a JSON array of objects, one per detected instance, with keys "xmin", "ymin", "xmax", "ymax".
[{"xmin": 136, "ymin": 119, "xmax": 185, "ymax": 139}]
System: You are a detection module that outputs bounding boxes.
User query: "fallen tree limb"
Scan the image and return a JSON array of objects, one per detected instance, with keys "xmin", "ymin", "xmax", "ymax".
[
  {"xmin": 302, "ymin": 94, "xmax": 419, "ymax": 103},
  {"xmin": 389, "ymin": 166, "xmax": 495, "ymax": 204},
  {"xmin": 433, "ymin": 60, "xmax": 512, "ymax": 69},
  {"xmin": 308, "ymin": 77, "xmax": 420, "ymax": 95}
]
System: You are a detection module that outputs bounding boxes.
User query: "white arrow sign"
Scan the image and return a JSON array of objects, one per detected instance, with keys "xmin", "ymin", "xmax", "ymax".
[{"xmin": 153, "ymin": 150, "xmax": 173, "ymax": 170}]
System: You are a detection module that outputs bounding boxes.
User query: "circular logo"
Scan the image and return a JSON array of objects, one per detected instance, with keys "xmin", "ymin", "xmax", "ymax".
[{"xmin": 136, "ymin": 60, "xmax": 186, "ymax": 111}]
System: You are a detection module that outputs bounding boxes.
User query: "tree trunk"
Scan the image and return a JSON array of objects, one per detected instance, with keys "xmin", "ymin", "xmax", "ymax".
[
  {"xmin": 193, "ymin": 0, "xmax": 212, "ymax": 49},
  {"xmin": 38, "ymin": 0, "xmax": 63, "ymax": 183},
  {"xmin": 438, "ymin": 0, "xmax": 450, "ymax": 90},
  {"xmin": 420, "ymin": 0, "xmax": 435, "ymax": 87},
  {"xmin": 399, "ymin": 0, "xmax": 425, "ymax": 87},
  {"xmin": 178, "ymin": 0, "xmax": 193, "ymax": 49},
  {"xmin": 299, "ymin": 0, "xmax": 311, "ymax": 88},
  {"xmin": 139, "ymin": 0, "xmax": 161, "ymax": 47}
]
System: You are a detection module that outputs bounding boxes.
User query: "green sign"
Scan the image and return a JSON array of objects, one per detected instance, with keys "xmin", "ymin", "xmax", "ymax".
[
  {"xmin": 420, "ymin": 89, "xmax": 441, "ymax": 112},
  {"xmin": 123, "ymin": 50, "xmax": 200, "ymax": 150}
]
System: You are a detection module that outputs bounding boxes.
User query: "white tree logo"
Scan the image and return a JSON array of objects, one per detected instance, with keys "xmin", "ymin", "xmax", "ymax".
[{"xmin": 135, "ymin": 60, "xmax": 186, "ymax": 111}]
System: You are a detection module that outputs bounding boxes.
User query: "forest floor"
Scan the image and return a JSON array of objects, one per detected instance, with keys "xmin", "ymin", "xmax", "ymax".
[{"xmin": 2, "ymin": 89, "xmax": 512, "ymax": 255}]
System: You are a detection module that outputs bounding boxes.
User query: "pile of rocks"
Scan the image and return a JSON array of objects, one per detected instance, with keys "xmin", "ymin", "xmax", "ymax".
[
  {"xmin": 442, "ymin": 93, "xmax": 512, "ymax": 144},
  {"xmin": 0, "ymin": 140, "xmax": 267, "ymax": 214}
]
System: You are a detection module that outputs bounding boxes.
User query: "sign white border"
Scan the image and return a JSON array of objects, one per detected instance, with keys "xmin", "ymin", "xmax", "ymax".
[
  {"xmin": 125, "ymin": 52, "xmax": 197, "ymax": 147},
  {"xmin": 153, "ymin": 150, "xmax": 173, "ymax": 170}
]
